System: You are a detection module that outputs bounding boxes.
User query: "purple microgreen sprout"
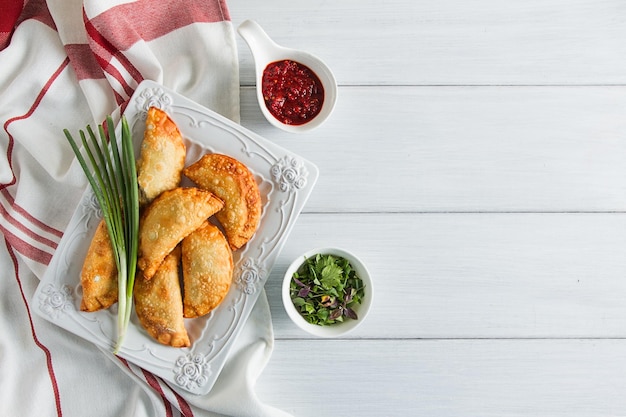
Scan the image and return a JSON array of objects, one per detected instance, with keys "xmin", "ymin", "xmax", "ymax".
[{"xmin": 289, "ymin": 253, "xmax": 365, "ymax": 326}]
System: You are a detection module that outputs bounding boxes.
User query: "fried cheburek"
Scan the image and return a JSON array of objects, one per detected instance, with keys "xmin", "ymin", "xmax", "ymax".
[
  {"xmin": 134, "ymin": 246, "xmax": 190, "ymax": 347},
  {"xmin": 80, "ymin": 219, "xmax": 118, "ymax": 312},
  {"xmin": 181, "ymin": 221, "xmax": 233, "ymax": 318},
  {"xmin": 81, "ymin": 106, "xmax": 186, "ymax": 311},
  {"xmin": 136, "ymin": 107, "xmax": 186, "ymax": 206},
  {"xmin": 137, "ymin": 187, "xmax": 224, "ymax": 280},
  {"xmin": 184, "ymin": 154, "xmax": 262, "ymax": 250},
  {"xmin": 79, "ymin": 108, "xmax": 264, "ymax": 348}
]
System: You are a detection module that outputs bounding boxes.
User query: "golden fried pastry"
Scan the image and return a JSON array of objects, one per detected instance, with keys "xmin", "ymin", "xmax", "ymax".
[
  {"xmin": 80, "ymin": 219, "xmax": 118, "ymax": 312},
  {"xmin": 181, "ymin": 221, "xmax": 233, "ymax": 318},
  {"xmin": 136, "ymin": 107, "xmax": 186, "ymax": 206},
  {"xmin": 183, "ymin": 153, "xmax": 262, "ymax": 250},
  {"xmin": 137, "ymin": 187, "xmax": 224, "ymax": 280},
  {"xmin": 134, "ymin": 246, "xmax": 190, "ymax": 348}
]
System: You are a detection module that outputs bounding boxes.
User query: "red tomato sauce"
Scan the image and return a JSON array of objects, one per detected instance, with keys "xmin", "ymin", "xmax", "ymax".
[{"xmin": 261, "ymin": 60, "xmax": 324, "ymax": 126}]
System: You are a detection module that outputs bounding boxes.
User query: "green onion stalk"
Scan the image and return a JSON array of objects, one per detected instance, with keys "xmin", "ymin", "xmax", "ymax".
[{"xmin": 64, "ymin": 116, "xmax": 139, "ymax": 354}]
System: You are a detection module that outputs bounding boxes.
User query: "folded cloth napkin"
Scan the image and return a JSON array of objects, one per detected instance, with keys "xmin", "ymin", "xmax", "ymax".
[{"xmin": 0, "ymin": 1, "xmax": 291, "ymax": 416}]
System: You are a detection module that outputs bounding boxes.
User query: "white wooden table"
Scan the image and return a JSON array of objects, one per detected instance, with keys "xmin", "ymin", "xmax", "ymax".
[{"xmin": 229, "ymin": 2, "xmax": 626, "ymax": 415}]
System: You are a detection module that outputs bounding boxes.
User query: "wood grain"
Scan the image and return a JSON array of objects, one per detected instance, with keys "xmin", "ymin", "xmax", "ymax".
[
  {"xmin": 226, "ymin": 1, "xmax": 626, "ymax": 415},
  {"xmin": 266, "ymin": 213, "xmax": 626, "ymax": 339},
  {"xmin": 256, "ymin": 339, "xmax": 626, "ymax": 417},
  {"xmin": 229, "ymin": 0, "xmax": 626, "ymax": 86},
  {"xmin": 240, "ymin": 86, "xmax": 626, "ymax": 213}
]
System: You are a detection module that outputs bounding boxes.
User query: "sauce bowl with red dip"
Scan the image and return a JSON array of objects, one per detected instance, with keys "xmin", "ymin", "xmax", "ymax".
[{"xmin": 238, "ymin": 20, "xmax": 338, "ymax": 133}]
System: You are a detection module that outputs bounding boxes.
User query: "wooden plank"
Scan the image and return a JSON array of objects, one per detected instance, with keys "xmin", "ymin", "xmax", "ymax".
[
  {"xmin": 227, "ymin": 5, "xmax": 626, "ymax": 417},
  {"xmin": 265, "ymin": 213, "xmax": 626, "ymax": 339},
  {"xmin": 229, "ymin": 0, "xmax": 626, "ymax": 85},
  {"xmin": 256, "ymin": 338, "xmax": 626, "ymax": 417},
  {"xmin": 239, "ymin": 86, "xmax": 626, "ymax": 212}
]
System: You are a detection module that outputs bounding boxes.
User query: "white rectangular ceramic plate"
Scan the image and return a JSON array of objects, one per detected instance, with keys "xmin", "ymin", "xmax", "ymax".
[{"xmin": 32, "ymin": 80, "xmax": 318, "ymax": 395}]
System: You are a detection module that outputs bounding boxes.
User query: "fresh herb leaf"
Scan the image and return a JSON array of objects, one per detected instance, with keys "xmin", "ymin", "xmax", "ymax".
[{"xmin": 289, "ymin": 253, "xmax": 365, "ymax": 326}]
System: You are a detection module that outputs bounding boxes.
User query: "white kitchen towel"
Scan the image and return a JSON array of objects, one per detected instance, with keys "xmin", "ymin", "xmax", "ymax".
[{"xmin": 0, "ymin": 1, "xmax": 290, "ymax": 416}]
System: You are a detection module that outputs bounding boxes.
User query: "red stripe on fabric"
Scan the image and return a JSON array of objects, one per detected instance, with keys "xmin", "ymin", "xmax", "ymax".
[
  {"xmin": 119, "ymin": 100, "xmax": 130, "ymax": 115},
  {"xmin": 117, "ymin": 357, "xmax": 181, "ymax": 417},
  {"xmin": 0, "ymin": 202, "xmax": 58, "ymax": 249},
  {"xmin": 88, "ymin": 0, "xmax": 229, "ymax": 50},
  {"xmin": 117, "ymin": 356, "xmax": 131, "ymax": 369},
  {"xmin": 113, "ymin": 89, "xmax": 126, "ymax": 107},
  {"xmin": 1, "ymin": 189, "xmax": 64, "ymax": 238},
  {"xmin": 0, "ymin": 0, "xmax": 57, "ymax": 50},
  {"xmin": 157, "ymin": 379, "xmax": 194, "ymax": 417},
  {"xmin": 0, "ymin": 0, "xmax": 23, "ymax": 32},
  {"xmin": 83, "ymin": 9, "xmax": 143, "ymax": 86},
  {"xmin": 217, "ymin": 0, "xmax": 231, "ymax": 21},
  {"xmin": 1, "ymin": 57, "xmax": 70, "ymax": 191},
  {"xmin": 4, "ymin": 238, "xmax": 63, "ymax": 416},
  {"xmin": 92, "ymin": 50, "xmax": 136, "ymax": 98},
  {"xmin": 2, "ymin": 124, "xmax": 16, "ymax": 189},
  {"xmin": 0, "ymin": 32, "xmax": 12, "ymax": 50},
  {"xmin": 0, "ymin": 224, "xmax": 53, "ymax": 264},
  {"xmin": 15, "ymin": 0, "xmax": 55, "ymax": 30},
  {"xmin": 141, "ymin": 369, "xmax": 174, "ymax": 417},
  {"xmin": 172, "ymin": 388, "xmax": 194, "ymax": 417},
  {"xmin": 64, "ymin": 43, "xmax": 105, "ymax": 80}
]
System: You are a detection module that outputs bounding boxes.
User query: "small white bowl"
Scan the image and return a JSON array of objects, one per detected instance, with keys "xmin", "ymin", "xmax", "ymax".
[
  {"xmin": 282, "ymin": 247, "xmax": 373, "ymax": 337},
  {"xmin": 238, "ymin": 20, "xmax": 338, "ymax": 133}
]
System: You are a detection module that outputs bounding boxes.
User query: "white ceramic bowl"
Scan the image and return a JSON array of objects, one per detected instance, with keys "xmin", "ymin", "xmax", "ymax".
[
  {"xmin": 282, "ymin": 247, "xmax": 373, "ymax": 337},
  {"xmin": 238, "ymin": 20, "xmax": 338, "ymax": 133}
]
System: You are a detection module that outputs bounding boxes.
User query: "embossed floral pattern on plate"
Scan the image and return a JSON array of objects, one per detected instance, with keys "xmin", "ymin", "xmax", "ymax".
[{"xmin": 32, "ymin": 80, "xmax": 318, "ymax": 395}]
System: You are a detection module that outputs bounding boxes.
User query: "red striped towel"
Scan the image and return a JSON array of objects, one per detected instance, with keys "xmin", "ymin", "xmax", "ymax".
[
  {"xmin": 0, "ymin": 1, "xmax": 289, "ymax": 416},
  {"xmin": 0, "ymin": 0, "xmax": 23, "ymax": 50}
]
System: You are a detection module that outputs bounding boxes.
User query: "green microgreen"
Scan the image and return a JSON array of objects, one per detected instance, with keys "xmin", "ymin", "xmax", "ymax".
[
  {"xmin": 64, "ymin": 116, "xmax": 139, "ymax": 354},
  {"xmin": 289, "ymin": 253, "xmax": 365, "ymax": 326}
]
